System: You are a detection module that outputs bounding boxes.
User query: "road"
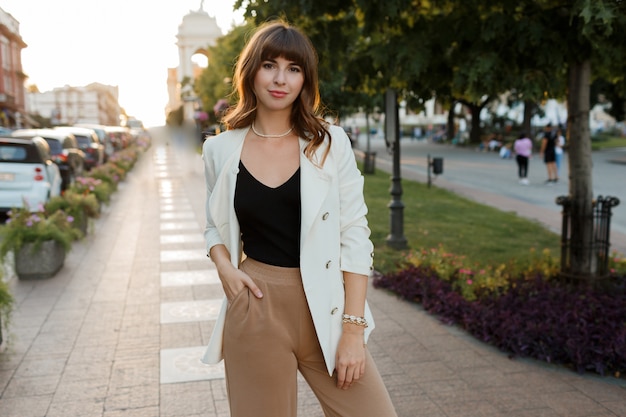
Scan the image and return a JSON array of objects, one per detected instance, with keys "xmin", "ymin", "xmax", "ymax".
[{"xmin": 354, "ymin": 134, "xmax": 626, "ymax": 254}]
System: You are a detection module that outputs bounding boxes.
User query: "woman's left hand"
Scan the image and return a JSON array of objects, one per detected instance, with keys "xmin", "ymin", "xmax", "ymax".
[{"xmin": 335, "ymin": 331, "xmax": 366, "ymax": 390}]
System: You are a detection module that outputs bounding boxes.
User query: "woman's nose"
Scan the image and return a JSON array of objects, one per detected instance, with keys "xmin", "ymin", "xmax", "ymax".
[{"xmin": 274, "ymin": 70, "xmax": 286, "ymax": 85}]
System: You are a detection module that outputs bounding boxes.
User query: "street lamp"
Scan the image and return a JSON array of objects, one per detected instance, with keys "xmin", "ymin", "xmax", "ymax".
[{"xmin": 384, "ymin": 89, "xmax": 408, "ymax": 249}]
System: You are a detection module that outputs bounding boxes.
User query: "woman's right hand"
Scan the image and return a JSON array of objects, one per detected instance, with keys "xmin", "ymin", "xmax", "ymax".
[
  {"xmin": 218, "ymin": 264, "xmax": 264, "ymax": 302},
  {"xmin": 209, "ymin": 244, "xmax": 264, "ymax": 302}
]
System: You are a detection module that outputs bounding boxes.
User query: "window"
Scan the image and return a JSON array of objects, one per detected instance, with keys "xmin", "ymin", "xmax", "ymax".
[{"xmin": 0, "ymin": 144, "xmax": 29, "ymax": 162}]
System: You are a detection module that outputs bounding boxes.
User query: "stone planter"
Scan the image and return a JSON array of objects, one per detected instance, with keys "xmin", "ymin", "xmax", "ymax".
[{"xmin": 15, "ymin": 240, "xmax": 66, "ymax": 280}]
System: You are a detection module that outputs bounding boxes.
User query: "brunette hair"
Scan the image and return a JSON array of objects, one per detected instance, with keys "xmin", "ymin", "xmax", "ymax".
[{"xmin": 223, "ymin": 20, "xmax": 330, "ymax": 164}]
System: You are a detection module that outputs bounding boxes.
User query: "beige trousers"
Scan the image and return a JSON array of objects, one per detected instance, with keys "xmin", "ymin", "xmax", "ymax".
[{"xmin": 223, "ymin": 258, "xmax": 397, "ymax": 417}]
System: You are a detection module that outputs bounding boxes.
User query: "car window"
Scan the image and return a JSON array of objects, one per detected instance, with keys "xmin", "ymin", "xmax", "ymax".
[
  {"xmin": 43, "ymin": 138, "xmax": 63, "ymax": 154},
  {"xmin": 0, "ymin": 143, "xmax": 39, "ymax": 162},
  {"xmin": 74, "ymin": 135, "xmax": 91, "ymax": 146}
]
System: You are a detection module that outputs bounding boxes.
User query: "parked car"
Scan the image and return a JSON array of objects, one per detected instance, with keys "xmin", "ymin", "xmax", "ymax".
[
  {"xmin": 54, "ymin": 126, "xmax": 104, "ymax": 170},
  {"xmin": 12, "ymin": 129, "xmax": 85, "ymax": 191},
  {"xmin": 0, "ymin": 127, "xmax": 13, "ymax": 136},
  {"xmin": 104, "ymin": 126, "xmax": 132, "ymax": 151},
  {"xmin": 74, "ymin": 124, "xmax": 114, "ymax": 162},
  {"xmin": 0, "ymin": 136, "xmax": 63, "ymax": 213}
]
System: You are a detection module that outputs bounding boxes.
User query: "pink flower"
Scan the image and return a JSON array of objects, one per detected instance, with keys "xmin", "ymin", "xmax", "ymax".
[{"xmin": 467, "ymin": 279, "xmax": 473, "ymax": 285}]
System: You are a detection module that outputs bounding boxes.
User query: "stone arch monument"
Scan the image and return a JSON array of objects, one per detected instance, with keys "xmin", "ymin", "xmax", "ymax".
[{"xmin": 176, "ymin": 2, "xmax": 222, "ymax": 121}]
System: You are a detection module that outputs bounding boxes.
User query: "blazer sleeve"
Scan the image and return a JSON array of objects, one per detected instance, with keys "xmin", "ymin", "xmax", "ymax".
[
  {"xmin": 330, "ymin": 126, "xmax": 374, "ymax": 275},
  {"xmin": 202, "ymin": 138, "xmax": 224, "ymax": 256}
]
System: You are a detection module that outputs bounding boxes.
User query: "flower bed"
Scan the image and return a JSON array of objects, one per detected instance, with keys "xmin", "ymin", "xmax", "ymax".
[{"xmin": 373, "ymin": 246, "xmax": 626, "ymax": 378}]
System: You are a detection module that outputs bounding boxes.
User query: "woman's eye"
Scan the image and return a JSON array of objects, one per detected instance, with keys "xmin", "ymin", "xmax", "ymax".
[
  {"xmin": 262, "ymin": 62, "xmax": 274, "ymax": 69},
  {"xmin": 289, "ymin": 66, "xmax": 301, "ymax": 73}
]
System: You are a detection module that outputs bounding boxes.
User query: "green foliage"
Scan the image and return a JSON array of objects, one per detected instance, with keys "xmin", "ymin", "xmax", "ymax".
[
  {"xmin": 402, "ymin": 245, "xmax": 560, "ymax": 301},
  {"xmin": 69, "ymin": 177, "xmax": 113, "ymax": 204},
  {"xmin": 108, "ymin": 148, "xmax": 139, "ymax": 172},
  {"xmin": 166, "ymin": 106, "xmax": 184, "ymax": 127},
  {"xmin": 0, "ymin": 208, "xmax": 82, "ymax": 259},
  {"xmin": 45, "ymin": 191, "xmax": 100, "ymax": 227},
  {"xmin": 88, "ymin": 164, "xmax": 125, "ymax": 189},
  {"xmin": 0, "ymin": 275, "xmax": 13, "ymax": 330}
]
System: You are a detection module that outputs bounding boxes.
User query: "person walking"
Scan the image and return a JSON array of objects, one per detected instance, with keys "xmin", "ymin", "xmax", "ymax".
[
  {"xmin": 200, "ymin": 21, "xmax": 397, "ymax": 417},
  {"xmin": 540, "ymin": 122, "xmax": 558, "ymax": 184},
  {"xmin": 555, "ymin": 126, "xmax": 566, "ymax": 179},
  {"xmin": 513, "ymin": 132, "xmax": 533, "ymax": 185}
]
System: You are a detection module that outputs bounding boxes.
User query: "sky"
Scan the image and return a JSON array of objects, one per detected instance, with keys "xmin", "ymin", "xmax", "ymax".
[{"xmin": 2, "ymin": 0, "xmax": 245, "ymax": 127}]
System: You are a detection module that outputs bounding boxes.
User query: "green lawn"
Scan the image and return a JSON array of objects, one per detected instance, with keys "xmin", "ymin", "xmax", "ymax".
[
  {"xmin": 361, "ymin": 164, "xmax": 561, "ymax": 273},
  {"xmin": 591, "ymin": 135, "xmax": 626, "ymax": 151}
]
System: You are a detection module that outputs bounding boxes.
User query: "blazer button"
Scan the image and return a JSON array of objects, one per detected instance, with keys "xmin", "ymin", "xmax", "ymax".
[
  {"xmin": 322, "ymin": 212, "xmax": 329, "ymax": 220},
  {"xmin": 331, "ymin": 307, "xmax": 338, "ymax": 315},
  {"xmin": 325, "ymin": 260, "xmax": 331, "ymax": 269}
]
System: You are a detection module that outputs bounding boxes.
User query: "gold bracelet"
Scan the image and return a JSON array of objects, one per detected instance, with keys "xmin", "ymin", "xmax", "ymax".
[{"xmin": 342, "ymin": 314, "xmax": 368, "ymax": 328}]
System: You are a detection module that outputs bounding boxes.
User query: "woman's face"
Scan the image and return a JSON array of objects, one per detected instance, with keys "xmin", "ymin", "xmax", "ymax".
[{"xmin": 253, "ymin": 56, "xmax": 304, "ymax": 113}]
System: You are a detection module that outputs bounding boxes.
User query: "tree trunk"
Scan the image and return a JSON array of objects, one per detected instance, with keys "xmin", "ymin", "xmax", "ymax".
[
  {"xmin": 446, "ymin": 100, "xmax": 457, "ymax": 141},
  {"xmin": 523, "ymin": 100, "xmax": 533, "ymax": 138},
  {"xmin": 469, "ymin": 104, "xmax": 482, "ymax": 144},
  {"xmin": 566, "ymin": 59, "xmax": 595, "ymax": 277}
]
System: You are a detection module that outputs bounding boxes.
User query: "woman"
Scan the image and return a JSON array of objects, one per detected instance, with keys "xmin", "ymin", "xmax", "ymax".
[
  {"xmin": 201, "ymin": 21, "xmax": 397, "ymax": 417},
  {"xmin": 513, "ymin": 132, "xmax": 533, "ymax": 185}
]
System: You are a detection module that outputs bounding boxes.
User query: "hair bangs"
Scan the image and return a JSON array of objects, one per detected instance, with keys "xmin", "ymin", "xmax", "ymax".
[{"xmin": 260, "ymin": 28, "xmax": 310, "ymax": 68}]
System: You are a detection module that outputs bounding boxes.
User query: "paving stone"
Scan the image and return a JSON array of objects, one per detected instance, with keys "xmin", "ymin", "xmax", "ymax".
[
  {"xmin": 160, "ymin": 346, "xmax": 224, "ymax": 384},
  {"xmin": 0, "ymin": 394, "xmax": 52, "ymax": 417},
  {"xmin": 160, "ymin": 299, "xmax": 222, "ymax": 324},
  {"xmin": 2, "ymin": 374, "xmax": 60, "ymax": 398}
]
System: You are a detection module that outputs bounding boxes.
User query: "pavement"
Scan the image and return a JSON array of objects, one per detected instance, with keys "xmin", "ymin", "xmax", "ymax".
[{"xmin": 0, "ymin": 127, "xmax": 624, "ymax": 417}]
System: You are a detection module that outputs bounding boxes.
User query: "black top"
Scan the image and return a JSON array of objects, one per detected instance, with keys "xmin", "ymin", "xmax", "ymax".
[
  {"xmin": 234, "ymin": 161, "xmax": 301, "ymax": 267},
  {"xmin": 543, "ymin": 130, "xmax": 556, "ymax": 162}
]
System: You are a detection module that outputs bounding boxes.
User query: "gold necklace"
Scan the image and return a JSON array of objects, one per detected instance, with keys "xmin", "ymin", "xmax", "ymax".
[{"xmin": 251, "ymin": 122, "xmax": 294, "ymax": 138}]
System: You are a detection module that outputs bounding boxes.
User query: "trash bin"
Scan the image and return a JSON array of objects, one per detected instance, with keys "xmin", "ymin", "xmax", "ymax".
[
  {"xmin": 432, "ymin": 157, "xmax": 443, "ymax": 175},
  {"xmin": 364, "ymin": 151, "xmax": 376, "ymax": 174}
]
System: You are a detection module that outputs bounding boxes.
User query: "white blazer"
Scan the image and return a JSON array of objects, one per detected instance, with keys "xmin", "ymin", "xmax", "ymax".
[{"xmin": 200, "ymin": 125, "xmax": 375, "ymax": 376}]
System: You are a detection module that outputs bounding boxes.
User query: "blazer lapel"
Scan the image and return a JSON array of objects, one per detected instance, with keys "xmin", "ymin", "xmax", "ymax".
[{"xmin": 299, "ymin": 139, "xmax": 332, "ymax": 247}]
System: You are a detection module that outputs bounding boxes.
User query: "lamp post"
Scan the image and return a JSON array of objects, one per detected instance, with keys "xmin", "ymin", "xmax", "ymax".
[{"xmin": 384, "ymin": 89, "xmax": 408, "ymax": 249}]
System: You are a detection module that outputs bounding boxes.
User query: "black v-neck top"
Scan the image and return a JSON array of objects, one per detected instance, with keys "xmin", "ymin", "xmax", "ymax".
[{"xmin": 234, "ymin": 161, "xmax": 301, "ymax": 267}]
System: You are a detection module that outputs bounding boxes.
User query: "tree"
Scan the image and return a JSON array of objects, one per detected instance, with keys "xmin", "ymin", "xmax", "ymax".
[
  {"xmin": 547, "ymin": 0, "xmax": 626, "ymax": 278},
  {"xmin": 226, "ymin": 0, "xmax": 626, "ymax": 278}
]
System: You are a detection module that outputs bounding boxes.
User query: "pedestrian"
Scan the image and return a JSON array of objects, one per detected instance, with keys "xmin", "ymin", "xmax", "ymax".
[
  {"xmin": 200, "ymin": 20, "xmax": 397, "ymax": 417},
  {"xmin": 539, "ymin": 122, "xmax": 558, "ymax": 184},
  {"xmin": 513, "ymin": 132, "xmax": 533, "ymax": 185},
  {"xmin": 555, "ymin": 126, "xmax": 566, "ymax": 179}
]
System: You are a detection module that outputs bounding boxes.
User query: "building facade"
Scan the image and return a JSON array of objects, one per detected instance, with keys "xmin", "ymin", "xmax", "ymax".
[
  {"xmin": 0, "ymin": 6, "xmax": 27, "ymax": 129},
  {"xmin": 169, "ymin": 6, "xmax": 221, "ymax": 123},
  {"xmin": 27, "ymin": 83, "xmax": 121, "ymax": 126}
]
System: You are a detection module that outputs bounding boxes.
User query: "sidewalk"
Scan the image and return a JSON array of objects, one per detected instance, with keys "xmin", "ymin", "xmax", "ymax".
[{"xmin": 0, "ymin": 128, "xmax": 624, "ymax": 417}]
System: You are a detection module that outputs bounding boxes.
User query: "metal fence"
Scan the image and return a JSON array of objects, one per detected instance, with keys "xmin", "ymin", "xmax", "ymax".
[{"xmin": 556, "ymin": 195, "xmax": 620, "ymax": 277}]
